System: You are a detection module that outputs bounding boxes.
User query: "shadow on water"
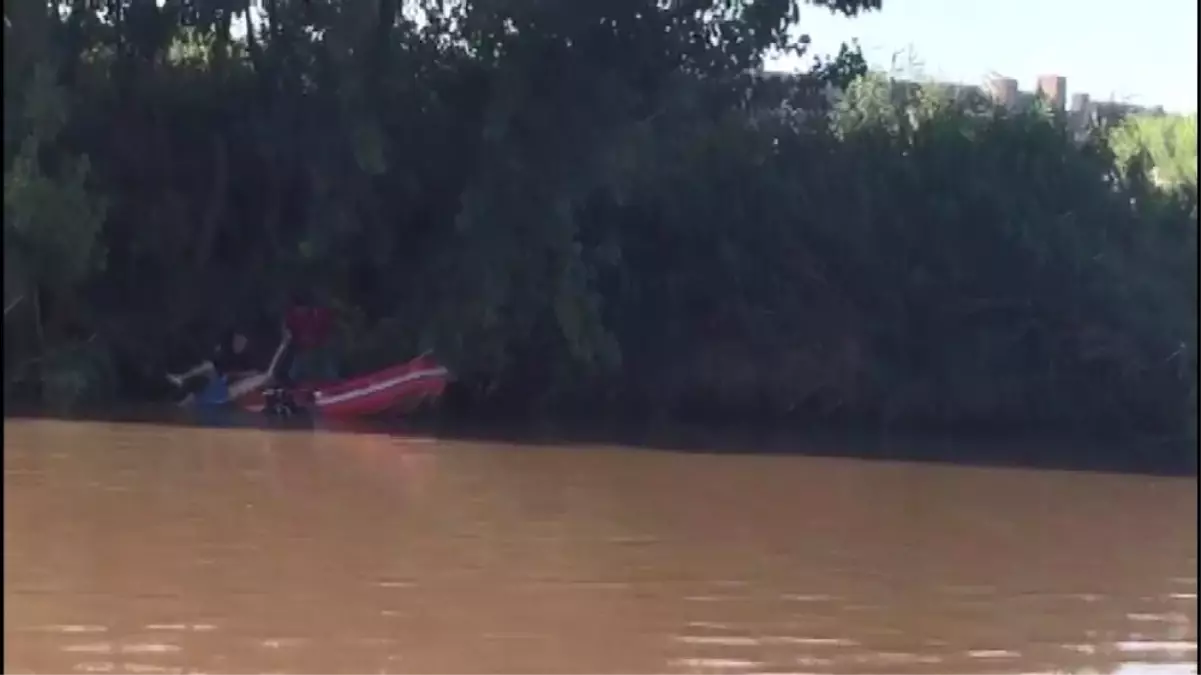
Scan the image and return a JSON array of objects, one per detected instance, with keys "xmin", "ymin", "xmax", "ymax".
[{"xmin": 4, "ymin": 402, "xmax": 1195, "ymax": 477}]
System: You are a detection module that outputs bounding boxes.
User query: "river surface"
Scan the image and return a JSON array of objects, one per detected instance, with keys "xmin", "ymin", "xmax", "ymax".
[{"xmin": 4, "ymin": 416, "xmax": 1197, "ymax": 674}]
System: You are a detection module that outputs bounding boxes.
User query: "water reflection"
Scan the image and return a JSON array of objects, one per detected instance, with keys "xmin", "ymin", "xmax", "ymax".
[{"xmin": 4, "ymin": 418, "xmax": 1197, "ymax": 674}]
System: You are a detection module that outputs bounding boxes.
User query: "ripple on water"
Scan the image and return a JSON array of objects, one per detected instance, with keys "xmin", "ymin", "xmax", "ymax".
[
  {"xmin": 144, "ymin": 624, "xmax": 216, "ymax": 632},
  {"xmin": 1116, "ymin": 640, "xmax": 1199, "ymax": 655},
  {"xmin": 675, "ymin": 635, "xmax": 762, "ymax": 647},
  {"xmin": 853, "ymin": 651, "xmax": 943, "ymax": 666},
  {"xmin": 37, "ymin": 624, "xmax": 109, "ymax": 634},
  {"xmin": 778, "ymin": 594, "xmax": 837, "ymax": 603},
  {"xmin": 1111, "ymin": 664, "xmax": 1200, "ymax": 675},
  {"xmin": 670, "ymin": 657, "xmax": 767, "ymax": 672},
  {"xmin": 259, "ymin": 637, "xmax": 307, "ymax": 649},
  {"xmin": 966, "ymin": 649, "xmax": 1021, "ymax": 659},
  {"xmin": 62, "ymin": 642, "xmax": 181, "ymax": 655},
  {"xmin": 72, "ymin": 661, "xmax": 116, "ymax": 673}
]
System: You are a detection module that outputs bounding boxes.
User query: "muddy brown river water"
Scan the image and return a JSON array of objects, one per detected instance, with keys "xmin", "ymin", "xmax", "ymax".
[{"xmin": 3, "ymin": 417, "xmax": 1197, "ymax": 674}]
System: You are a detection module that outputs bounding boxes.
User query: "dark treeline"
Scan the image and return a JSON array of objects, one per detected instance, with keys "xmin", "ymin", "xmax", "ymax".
[{"xmin": 3, "ymin": 0, "xmax": 1197, "ymax": 445}]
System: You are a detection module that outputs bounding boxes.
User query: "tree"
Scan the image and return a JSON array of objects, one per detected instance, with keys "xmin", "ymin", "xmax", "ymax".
[
  {"xmin": 2, "ymin": 0, "xmax": 1195, "ymax": 450},
  {"xmin": 1110, "ymin": 113, "xmax": 1198, "ymax": 191}
]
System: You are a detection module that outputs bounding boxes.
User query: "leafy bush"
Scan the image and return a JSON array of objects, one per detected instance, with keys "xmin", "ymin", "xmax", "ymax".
[{"xmin": 3, "ymin": 0, "xmax": 1194, "ymax": 443}]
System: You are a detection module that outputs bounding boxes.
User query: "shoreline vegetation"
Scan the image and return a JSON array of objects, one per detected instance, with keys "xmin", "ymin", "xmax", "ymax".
[{"xmin": 3, "ymin": 0, "xmax": 1197, "ymax": 466}]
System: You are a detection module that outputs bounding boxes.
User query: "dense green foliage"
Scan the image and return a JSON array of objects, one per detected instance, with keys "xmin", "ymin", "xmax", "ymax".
[
  {"xmin": 1110, "ymin": 113, "xmax": 1198, "ymax": 191},
  {"xmin": 3, "ymin": 0, "xmax": 1196, "ymax": 439}
]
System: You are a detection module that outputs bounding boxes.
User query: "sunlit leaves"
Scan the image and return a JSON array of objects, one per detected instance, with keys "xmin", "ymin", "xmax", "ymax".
[
  {"xmin": 4, "ymin": 59, "xmax": 106, "ymax": 301},
  {"xmin": 1110, "ymin": 113, "xmax": 1198, "ymax": 191}
]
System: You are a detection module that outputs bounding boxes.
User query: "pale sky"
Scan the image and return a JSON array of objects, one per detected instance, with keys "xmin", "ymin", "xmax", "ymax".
[{"xmin": 767, "ymin": 0, "xmax": 1199, "ymax": 113}]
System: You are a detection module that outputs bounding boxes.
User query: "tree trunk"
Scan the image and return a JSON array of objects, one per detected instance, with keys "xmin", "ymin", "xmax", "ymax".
[{"xmin": 193, "ymin": 134, "xmax": 229, "ymax": 268}]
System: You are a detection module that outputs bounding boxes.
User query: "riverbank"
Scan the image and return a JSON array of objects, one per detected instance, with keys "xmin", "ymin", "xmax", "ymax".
[
  {"xmin": 5, "ymin": 3, "xmax": 1195, "ymax": 450},
  {"xmin": 6, "ymin": 402, "xmax": 1196, "ymax": 477}
]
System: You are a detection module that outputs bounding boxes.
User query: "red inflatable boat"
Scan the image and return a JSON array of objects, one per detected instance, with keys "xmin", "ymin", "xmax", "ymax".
[{"xmin": 239, "ymin": 352, "xmax": 451, "ymax": 417}]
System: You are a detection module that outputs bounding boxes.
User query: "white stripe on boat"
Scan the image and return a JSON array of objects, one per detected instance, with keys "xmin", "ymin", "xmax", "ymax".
[{"xmin": 313, "ymin": 367, "xmax": 449, "ymax": 407}]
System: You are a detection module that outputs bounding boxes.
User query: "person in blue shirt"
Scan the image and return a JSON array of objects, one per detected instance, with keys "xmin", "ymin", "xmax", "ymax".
[{"xmin": 168, "ymin": 327, "xmax": 292, "ymax": 406}]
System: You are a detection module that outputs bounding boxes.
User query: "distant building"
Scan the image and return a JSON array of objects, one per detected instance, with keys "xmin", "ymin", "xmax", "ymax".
[
  {"xmin": 756, "ymin": 68, "xmax": 1170, "ymax": 133},
  {"xmin": 1036, "ymin": 75, "xmax": 1068, "ymax": 111},
  {"xmin": 986, "ymin": 77, "xmax": 1019, "ymax": 108}
]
